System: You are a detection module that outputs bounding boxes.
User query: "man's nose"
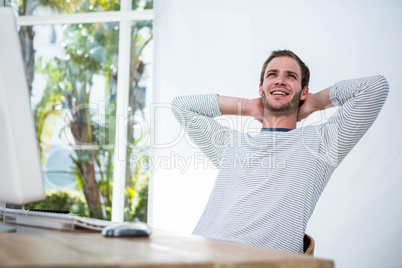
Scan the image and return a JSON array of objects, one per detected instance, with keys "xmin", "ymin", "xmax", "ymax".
[{"xmin": 274, "ymin": 75, "xmax": 286, "ymax": 86}]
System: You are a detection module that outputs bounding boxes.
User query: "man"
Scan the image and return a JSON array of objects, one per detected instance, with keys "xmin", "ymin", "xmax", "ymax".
[{"xmin": 171, "ymin": 50, "xmax": 389, "ymax": 253}]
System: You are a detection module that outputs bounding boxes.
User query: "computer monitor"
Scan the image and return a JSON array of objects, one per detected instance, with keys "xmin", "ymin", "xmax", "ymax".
[{"xmin": 0, "ymin": 8, "xmax": 45, "ymax": 207}]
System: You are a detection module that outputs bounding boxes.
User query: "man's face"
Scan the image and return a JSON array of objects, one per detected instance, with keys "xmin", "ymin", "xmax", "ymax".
[{"xmin": 259, "ymin": 56, "xmax": 308, "ymax": 114}]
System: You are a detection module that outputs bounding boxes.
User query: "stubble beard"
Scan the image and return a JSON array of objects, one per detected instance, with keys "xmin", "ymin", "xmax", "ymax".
[{"xmin": 261, "ymin": 89, "xmax": 302, "ymax": 114}]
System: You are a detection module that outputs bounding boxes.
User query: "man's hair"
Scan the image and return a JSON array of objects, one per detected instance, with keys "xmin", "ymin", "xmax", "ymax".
[{"xmin": 259, "ymin": 50, "xmax": 310, "ymax": 89}]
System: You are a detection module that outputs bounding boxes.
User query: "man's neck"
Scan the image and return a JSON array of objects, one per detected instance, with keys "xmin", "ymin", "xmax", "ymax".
[{"xmin": 261, "ymin": 110, "xmax": 298, "ymax": 129}]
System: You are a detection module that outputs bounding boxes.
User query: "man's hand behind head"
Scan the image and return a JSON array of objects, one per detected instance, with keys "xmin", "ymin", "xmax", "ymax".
[
  {"xmin": 250, "ymin": 97, "xmax": 264, "ymax": 123},
  {"xmin": 297, "ymin": 87, "xmax": 333, "ymax": 122},
  {"xmin": 297, "ymin": 93, "xmax": 315, "ymax": 122}
]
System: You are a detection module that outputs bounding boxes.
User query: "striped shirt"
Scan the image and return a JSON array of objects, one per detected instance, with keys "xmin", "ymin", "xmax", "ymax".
[{"xmin": 171, "ymin": 76, "xmax": 389, "ymax": 253}]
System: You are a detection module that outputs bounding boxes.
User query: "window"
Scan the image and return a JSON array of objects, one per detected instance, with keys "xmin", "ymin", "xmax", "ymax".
[{"xmin": 5, "ymin": 0, "xmax": 153, "ymax": 222}]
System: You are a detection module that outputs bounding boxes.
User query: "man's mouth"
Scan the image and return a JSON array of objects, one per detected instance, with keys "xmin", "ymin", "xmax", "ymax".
[
  {"xmin": 271, "ymin": 91, "xmax": 288, "ymax": 95},
  {"xmin": 270, "ymin": 89, "xmax": 290, "ymax": 96}
]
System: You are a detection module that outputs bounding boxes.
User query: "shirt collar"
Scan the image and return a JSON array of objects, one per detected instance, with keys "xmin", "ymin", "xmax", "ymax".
[{"xmin": 261, "ymin": 128, "xmax": 292, "ymax": 132}]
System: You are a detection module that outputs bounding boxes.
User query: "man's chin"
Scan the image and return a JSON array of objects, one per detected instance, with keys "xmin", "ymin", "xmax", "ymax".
[{"xmin": 264, "ymin": 102, "xmax": 289, "ymax": 112}]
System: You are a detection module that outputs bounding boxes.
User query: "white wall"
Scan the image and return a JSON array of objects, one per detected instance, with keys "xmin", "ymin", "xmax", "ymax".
[{"xmin": 150, "ymin": 1, "xmax": 402, "ymax": 267}]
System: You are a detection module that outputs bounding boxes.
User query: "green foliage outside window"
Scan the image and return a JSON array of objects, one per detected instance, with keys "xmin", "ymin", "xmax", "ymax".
[
  {"xmin": 13, "ymin": 0, "xmax": 153, "ymax": 221},
  {"xmin": 25, "ymin": 190, "xmax": 89, "ymax": 217}
]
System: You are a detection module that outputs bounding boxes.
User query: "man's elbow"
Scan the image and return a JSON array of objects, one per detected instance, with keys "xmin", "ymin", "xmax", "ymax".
[
  {"xmin": 375, "ymin": 75, "xmax": 390, "ymax": 104},
  {"xmin": 171, "ymin": 96, "xmax": 187, "ymax": 121},
  {"xmin": 375, "ymin": 75, "xmax": 390, "ymax": 93}
]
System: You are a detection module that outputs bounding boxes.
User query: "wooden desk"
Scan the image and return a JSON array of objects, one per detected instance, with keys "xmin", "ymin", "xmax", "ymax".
[{"xmin": 0, "ymin": 222, "xmax": 333, "ymax": 268}]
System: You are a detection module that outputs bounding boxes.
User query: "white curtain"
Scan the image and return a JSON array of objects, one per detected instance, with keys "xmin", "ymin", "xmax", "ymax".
[{"xmin": 151, "ymin": 1, "xmax": 402, "ymax": 267}]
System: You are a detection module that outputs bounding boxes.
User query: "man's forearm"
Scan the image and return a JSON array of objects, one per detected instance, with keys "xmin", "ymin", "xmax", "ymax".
[
  {"xmin": 217, "ymin": 95, "xmax": 252, "ymax": 116},
  {"xmin": 310, "ymin": 87, "xmax": 334, "ymax": 112}
]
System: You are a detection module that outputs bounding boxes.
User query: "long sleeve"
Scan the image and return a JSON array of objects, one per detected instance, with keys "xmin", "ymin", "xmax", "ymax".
[
  {"xmin": 319, "ymin": 75, "xmax": 389, "ymax": 166},
  {"xmin": 171, "ymin": 94, "xmax": 230, "ymax": 168}
]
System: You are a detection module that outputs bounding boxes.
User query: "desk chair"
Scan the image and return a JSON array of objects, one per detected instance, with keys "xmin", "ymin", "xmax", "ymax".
[{"xmin": 303, "ymin": 234, "xmax": 315, "ymax": 256}]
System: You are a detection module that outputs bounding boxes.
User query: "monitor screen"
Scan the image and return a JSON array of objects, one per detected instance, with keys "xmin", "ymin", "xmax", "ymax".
[{"xmin": 0, "ymin": 8, "xmax": 45, "ymax": 205}]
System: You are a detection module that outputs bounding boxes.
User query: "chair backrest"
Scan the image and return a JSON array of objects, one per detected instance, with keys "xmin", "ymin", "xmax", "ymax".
[{"xmin": 303, "ymin": 234, "xmax": 315, "ymax": 256}]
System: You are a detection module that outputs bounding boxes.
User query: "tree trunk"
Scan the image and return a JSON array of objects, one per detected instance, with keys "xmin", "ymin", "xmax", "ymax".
[
  {"xmin": 78, "ymin": 152, "xmax": 103, "ymax": 218},
  {"xmin": 19, "ymin": 26, "xmax": 35, "ymax": 97},
  {"xmin": 69, "ymin": 111, "xmax": 103, "ymax": 219}
]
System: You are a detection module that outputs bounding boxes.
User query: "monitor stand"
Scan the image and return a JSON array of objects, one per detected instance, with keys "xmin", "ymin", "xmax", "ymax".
[{"xmin": 0, "ymin": 202, "xmax": 17, "ymax": 233}]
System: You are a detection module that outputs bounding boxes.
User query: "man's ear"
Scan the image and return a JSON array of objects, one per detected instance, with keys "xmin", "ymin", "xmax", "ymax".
[
  {"xmin": 300, "ymin": 86, "xmax": 309, "ymax": 100},
  {"xmin": 259, "ymin": 83, "xmax": 263, "ymax": 96}
]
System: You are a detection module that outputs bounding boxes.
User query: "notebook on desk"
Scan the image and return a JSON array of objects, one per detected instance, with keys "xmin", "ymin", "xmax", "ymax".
[{"xmin": 0, "ymin": 208, "xmax": 114, "ymax": 231}]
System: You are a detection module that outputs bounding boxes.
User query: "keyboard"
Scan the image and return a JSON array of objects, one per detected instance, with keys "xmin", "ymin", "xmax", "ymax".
[{"xmin": 0, "ymin": 208, "xmax": 114, "ymax": 231}]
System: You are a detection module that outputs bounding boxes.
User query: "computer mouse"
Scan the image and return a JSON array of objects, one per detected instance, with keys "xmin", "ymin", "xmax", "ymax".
[{"xmin": 102, "ymin": 221, "xmax": 152, "ymax": 237}]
